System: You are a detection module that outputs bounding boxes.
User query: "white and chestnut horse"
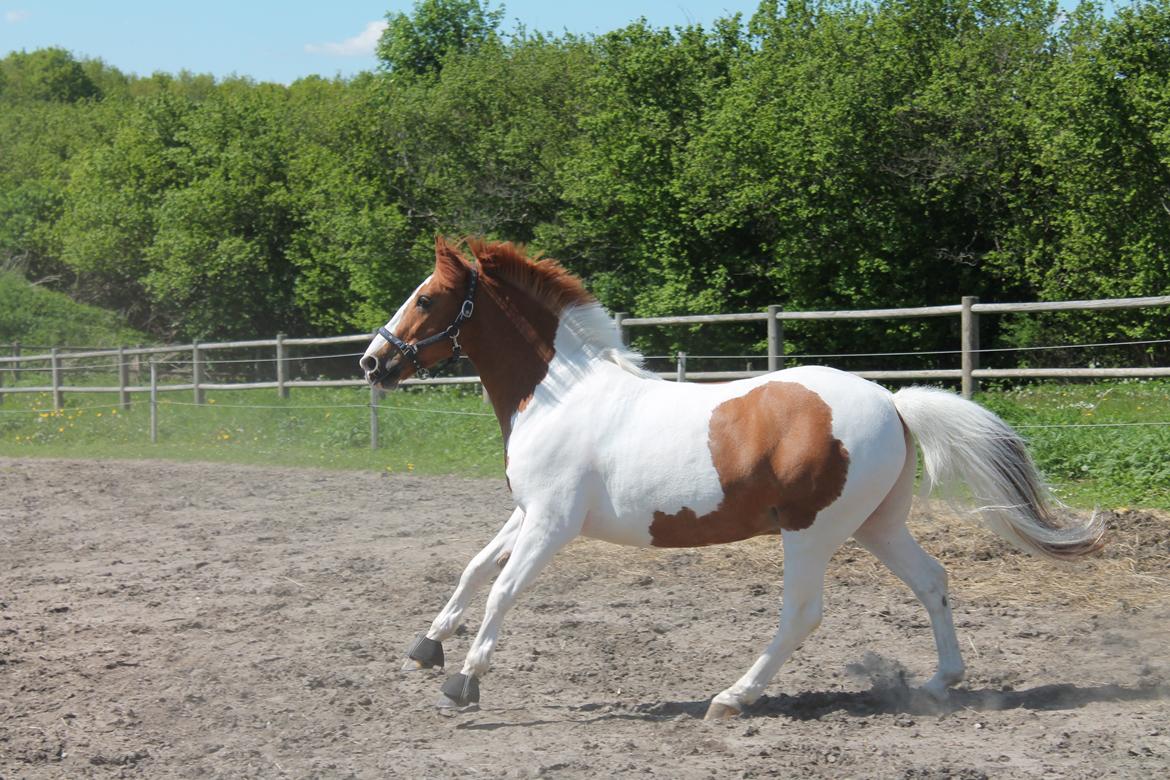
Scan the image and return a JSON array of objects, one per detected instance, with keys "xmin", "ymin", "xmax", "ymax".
[{"xmin": 360, "ymin": 237, "xmax": 1103, "ymax": 718}]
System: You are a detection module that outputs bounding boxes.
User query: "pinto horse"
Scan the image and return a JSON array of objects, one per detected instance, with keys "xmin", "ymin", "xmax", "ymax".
[{"xmin": 360, "ymin": 237, "xmax": 1103, "ymax": 718}]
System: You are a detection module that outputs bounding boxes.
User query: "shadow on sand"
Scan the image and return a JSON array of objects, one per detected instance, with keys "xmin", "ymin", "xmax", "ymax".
[
  {"xmin": 454, "ymin": 654, "xmax": 1169, "ymax": 730},
  {"xmin": 630, "ymin": 679, "xmax": 1170, "ymax": 722}
]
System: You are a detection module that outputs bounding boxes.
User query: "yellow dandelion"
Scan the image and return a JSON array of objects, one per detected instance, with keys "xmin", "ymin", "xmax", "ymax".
[
  {"xmin": 111, "ymin": 409, "xmax": 118, "ymax": 415},
  {"xmin": 406, "ymin": 463, "xmax": 415, "ymax": 472},
  {"xmin": 209, "ymin": 399, "xmax": 217, "ymax": 405},
  {"xmin": 39, "ymin": 412, "xmax": 49, "ymax": 419},
  {"xmin": 58, "ymin": 427, "xmax": 64, "ymax": 432},
  {"xmin": 96, "ymin": 412, "xmax": 102, "ymax": 418}
]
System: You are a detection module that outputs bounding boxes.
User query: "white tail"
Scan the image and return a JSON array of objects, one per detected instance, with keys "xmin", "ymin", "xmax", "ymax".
[{"xmin": 892, "ymin": 386, "xmax": 1105, "ymax": 560}]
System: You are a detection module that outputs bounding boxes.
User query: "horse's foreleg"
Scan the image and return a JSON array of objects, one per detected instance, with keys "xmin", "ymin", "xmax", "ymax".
[
  {"xmin": 706, "ymin": 529, "xmax": 836, "ymax": 719},
  {"xmin": 402, "ymin": 507, "xmax": 524, "ymax": 671},
  {"xmin": 437, "ymin": 508, "xmax": 581, "ymax": 708}
]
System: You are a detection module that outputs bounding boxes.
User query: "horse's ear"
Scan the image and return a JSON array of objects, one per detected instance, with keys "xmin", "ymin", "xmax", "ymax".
[{"xmin": 434, "ymin": 236, "xmax": 468, "ymax": 287}]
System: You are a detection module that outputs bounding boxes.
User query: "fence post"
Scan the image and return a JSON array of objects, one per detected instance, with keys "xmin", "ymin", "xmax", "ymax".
[
  {"xmin": 276, "ymin": 332, "xmax": 288, "ymax": 399},
  {"xmin": 961, "ymin": 296, "xmax": 980, "ymax": 399},
  {"xmin": 51, "ymin": 347, "xmax": 62, "ymax": 411},
  {"xmin": 676, "ymin": 351, "xmax": 687, "ymax": 383},
  {"xmin": 118, "ymin": 346, "xmax": 131, "ymax": 409},
  {"xmin": 615, "ymin": 312, "xmax": 629, "ymax": 347},
  {"xmin": 369, "ymin": 383, "xmax": 379, "ymax": 450},
  {"xmin": 192, "ymin": 342, "xmax": 204, "ymax": 405},
  {"xmin": 767, "ymin": 304, "xmax": 784, "ymax": 372},
  {"xmin": 150, "ymin": 360, "xmax": 158, "ymax": 443}
]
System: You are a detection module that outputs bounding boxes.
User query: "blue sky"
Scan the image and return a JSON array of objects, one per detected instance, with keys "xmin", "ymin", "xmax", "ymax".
[{"xmin": 0, "ymin": 1, "xmax": 763, "ymax": 84}]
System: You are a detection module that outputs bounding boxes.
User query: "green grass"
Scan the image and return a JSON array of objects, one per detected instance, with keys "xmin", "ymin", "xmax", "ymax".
[
  {"xmin": 977, "ymin": 379, "xmax": 1170, "ymax": 510},
  {"xmin": 1, "ymin": 378, "xmax": 1167, "ymax": 510},
  {"xmin": 0, "ymin": 384, "xmax": 505, "ymax": 478}
]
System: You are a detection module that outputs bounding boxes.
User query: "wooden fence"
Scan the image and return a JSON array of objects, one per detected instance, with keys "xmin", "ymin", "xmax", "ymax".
[
  {"xmin": 2, "ymin": 294, "xmax": 1169, "ymax": 418},
  {"xmin": 621, "ymin": 294, "xmax": 1170, "ymax": 397}
]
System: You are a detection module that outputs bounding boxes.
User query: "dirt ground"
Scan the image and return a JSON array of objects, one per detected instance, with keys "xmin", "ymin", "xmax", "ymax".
[{"xmin": 2, "ymin": 457, "xmax": 1168, "ymax": 779}]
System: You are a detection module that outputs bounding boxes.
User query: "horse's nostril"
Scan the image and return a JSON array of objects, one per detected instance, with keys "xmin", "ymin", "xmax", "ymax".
[{"xmin": 359, "ymin": 354, "xmax": 379, "ymax": 373}]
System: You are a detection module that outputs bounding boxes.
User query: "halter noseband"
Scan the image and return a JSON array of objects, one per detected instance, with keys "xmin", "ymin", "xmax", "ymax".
[{"xmin": 377, "ymin": 265, "xmax": 478, "ymax": 380}]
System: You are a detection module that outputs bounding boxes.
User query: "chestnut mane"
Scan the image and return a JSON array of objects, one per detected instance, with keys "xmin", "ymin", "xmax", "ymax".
[
  {"xmin": 451, "ymin": 237, "xmax": 654, "ymax": 379},
  {"xmin": 466, "ymin": 238, "xmax": 595, "ymax": 315}
]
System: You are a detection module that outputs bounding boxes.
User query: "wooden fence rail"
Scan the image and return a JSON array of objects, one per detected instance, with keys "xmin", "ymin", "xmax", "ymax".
[{"xmin": 3, "ymin": 292, "xmax": 1169, "ymax": 447}]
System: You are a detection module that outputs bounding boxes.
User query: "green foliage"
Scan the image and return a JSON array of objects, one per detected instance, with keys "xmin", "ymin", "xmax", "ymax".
[
  {"xmin": 377, "ymin": 0, "xmax": 504, "ymax": 77},
  {"xmin": 0, "ymin": 48, "xmax": 100, "ymax": 102},
  {"xmin": 0, "ymin": 0, "xmax": 1167, "ymax": 362},
  {"xmin": 0, "ymin": 270, "xmax": 145, "ymax": 346}
]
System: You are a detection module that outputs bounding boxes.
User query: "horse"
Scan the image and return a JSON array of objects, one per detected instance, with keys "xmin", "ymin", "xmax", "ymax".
[{"xmin": 359, "ymin": 236, "xmax": 1104, "ymax": 718}]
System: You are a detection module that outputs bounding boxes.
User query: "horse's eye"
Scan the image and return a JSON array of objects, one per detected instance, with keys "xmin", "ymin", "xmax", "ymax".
[{"xmin": 417, "ymin": 295, "xmax": 433, "ymax": 310}]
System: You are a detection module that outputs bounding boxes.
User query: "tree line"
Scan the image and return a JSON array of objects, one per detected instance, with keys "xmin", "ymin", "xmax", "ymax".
[{"xmin": 1, "ymin": 0, "xmax": 1168, "ymax": 366}]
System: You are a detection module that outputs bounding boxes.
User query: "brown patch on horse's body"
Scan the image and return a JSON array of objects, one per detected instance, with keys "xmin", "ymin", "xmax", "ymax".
[{"xmin": 649, "ymin": 382, "xmax": 850, "ymax": 547}]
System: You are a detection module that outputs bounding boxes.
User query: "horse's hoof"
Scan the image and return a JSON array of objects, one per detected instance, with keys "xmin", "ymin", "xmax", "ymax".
[
  {"xmin": 704, "ymin": 701, "xmax": 742, "ymax": 720},
  {"xmin": 436, "ymin": 693, "xmax": 463, "ymax": 710},
  {"xmin": 921, "ymin": 682, "xmax": 951, "ymax": 703},
  {"xmin": 440, "ymin": 672, "xmax": 480, "ymax": 707},
  {"xmin": 404, "ymin": 634, "xmax": 444, "ymax": 670}
]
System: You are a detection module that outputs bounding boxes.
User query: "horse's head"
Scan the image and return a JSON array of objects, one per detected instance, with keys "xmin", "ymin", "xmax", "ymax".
[{"xmin": 360, "ymin": 238, "xmax": 477, "ymax": 389}]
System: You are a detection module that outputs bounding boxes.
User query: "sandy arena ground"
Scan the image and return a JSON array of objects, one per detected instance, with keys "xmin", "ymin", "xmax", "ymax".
[{"xmin": 1, "ymin": 457, "xmax": 1168, "ymax": 778}]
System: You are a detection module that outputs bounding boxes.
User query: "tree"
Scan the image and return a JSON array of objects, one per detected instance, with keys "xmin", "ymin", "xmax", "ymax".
[
  {"xmin": 377, "ymin": 0, "xmax": 503, "ymax": 78},
  {"xmin": 0, "ymin": 48, "xmax": 100, "ymax": 102}
]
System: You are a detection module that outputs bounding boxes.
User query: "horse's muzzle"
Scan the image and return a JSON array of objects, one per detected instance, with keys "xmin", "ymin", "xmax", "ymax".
[{"xmin": 360, "ymin": 354, "xmax": 402, "ymax": 389}]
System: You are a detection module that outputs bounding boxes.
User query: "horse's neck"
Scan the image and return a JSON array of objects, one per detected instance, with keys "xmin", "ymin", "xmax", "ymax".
[
  {"xmin": 463, "ymin": 282, "xmax": 560, "ymax": 441},
  {"xmin": 465, "ymin": 291, "xmax": 630, "ymax": 443}
]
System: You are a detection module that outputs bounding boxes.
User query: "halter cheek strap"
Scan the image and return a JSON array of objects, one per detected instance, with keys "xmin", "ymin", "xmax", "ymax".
[{"xmin": 378, "ymin": 266, "xmax": 478, "ymax": 380}]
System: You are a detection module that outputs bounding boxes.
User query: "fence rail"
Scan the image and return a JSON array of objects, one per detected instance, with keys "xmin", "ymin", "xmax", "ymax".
[{"xmin": 2, "ymin": 293, "xmax": 1168, "ymax": 447}]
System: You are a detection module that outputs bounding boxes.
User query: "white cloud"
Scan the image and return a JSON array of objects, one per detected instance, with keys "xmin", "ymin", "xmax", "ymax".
[
  {"xmin": 4, "ymin": 9, "xmax": 30, "ymax": 24},
  {"xmin": 305, "ymin": 20, "xmax": 387, "ymax": 57}
]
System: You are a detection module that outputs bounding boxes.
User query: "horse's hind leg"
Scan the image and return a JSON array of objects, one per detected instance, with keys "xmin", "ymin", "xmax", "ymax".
[
  {"xmin": 852, "ymin": 444, "xmax": 965, "ymax": 699},
  {"xmin": 706, "ymin": 528, "xmax": 838, "ymax": 719},
  {"xmin": 401, "ymin": 507, "xmax": 524, "ymax": 671}
]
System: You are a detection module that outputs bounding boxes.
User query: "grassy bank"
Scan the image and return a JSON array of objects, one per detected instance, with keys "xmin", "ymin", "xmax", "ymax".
[{"xmin": 1, "ymin": 380, "xmax": 1167, "ymax": 510}]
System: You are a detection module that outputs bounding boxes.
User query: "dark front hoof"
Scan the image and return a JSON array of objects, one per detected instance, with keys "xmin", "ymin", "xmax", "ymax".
[
  {"xmin": 403, "ymin": 634, "xmax": 444, "ymax": 670},
  {"xmin": 439, "ymin": 673, "xmax": 480, "ymax": 707}
]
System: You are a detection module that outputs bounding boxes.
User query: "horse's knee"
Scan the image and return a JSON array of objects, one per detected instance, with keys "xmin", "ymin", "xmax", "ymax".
[{"xmin": 783, "ymin": 597, "xmax": 823, "ymax": 636}]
